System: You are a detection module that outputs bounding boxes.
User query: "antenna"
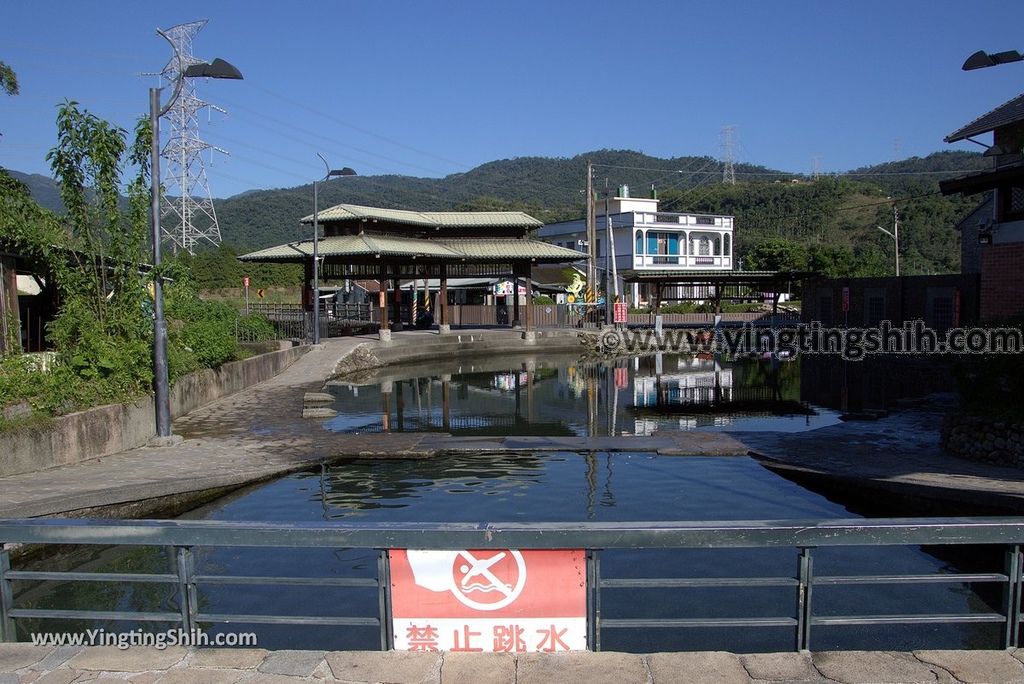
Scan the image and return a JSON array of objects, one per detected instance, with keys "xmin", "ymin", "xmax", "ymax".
[
  {"xmin": 154, "ymin": 20, "xmax": 228, "ymax": 254},
  {"xmin": 811, "ymin": 155, "xmax": 822, "ymax": 179},
  {"xmin": 721, "ymin": 125, "xmax": 736, "ymax": 185}
]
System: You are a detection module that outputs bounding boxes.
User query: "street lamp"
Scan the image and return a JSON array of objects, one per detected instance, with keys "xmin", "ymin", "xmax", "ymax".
[
  {"xmin": 312, "ymin": 155, "xmax": 356, "ymax": 344},
  {"xmin": 150, "ymin": 29, "xmax": 242, "ymax": 440},
  {"xmin": 962, "ymin": 49, "xmax": 1023, "ymax": 71},
  {"xmin": 876, "ymin": 205, "xmax": 900, "ymax": 277}
]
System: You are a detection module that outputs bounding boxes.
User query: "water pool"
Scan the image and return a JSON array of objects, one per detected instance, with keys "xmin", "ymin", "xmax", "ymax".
[{"xmin": 14, "ymin": 452, "xmax": 1003, "ymax": 653}]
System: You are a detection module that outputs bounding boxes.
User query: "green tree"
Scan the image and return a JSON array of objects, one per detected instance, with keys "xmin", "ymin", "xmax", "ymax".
[
  {"xmin": 43, "ymin": 101, "xmax": 152, "ymax": 393},
  {"xmin": 742, "ymin": 237, "xmax": 808, "ymax": 271},
  {"xmin": 0, "ymin": 60, "xmax": 17, "ymax": 96}
]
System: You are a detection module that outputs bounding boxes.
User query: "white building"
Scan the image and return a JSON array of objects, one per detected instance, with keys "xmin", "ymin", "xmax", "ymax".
[{"xmin": 537, "ymin": 187, "xmax": 734, "ymax": 306}]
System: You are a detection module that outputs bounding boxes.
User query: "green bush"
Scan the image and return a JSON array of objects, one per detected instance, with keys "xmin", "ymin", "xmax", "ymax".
[
  {"xmin": 532, "ymin": 295, "xmax": 555, "ymax": 305},
  {"xmin": 236, "ymin": 314, "xmax": 275, "ymax": 341}
]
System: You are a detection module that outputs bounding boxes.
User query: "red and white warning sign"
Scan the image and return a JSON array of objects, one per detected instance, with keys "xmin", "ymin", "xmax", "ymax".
[{"xmin": 389, "ymin": 548, "xmax": 586, "ymax": 652}]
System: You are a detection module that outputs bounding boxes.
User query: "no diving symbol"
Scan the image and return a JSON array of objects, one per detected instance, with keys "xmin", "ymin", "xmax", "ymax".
[
  {"xmin": 451, "ymin": 549, "xmax": 526, "ymax": 611},
  {"xmin": 403, "ymin": 549, "xmax": 528, "ymax": 611}
]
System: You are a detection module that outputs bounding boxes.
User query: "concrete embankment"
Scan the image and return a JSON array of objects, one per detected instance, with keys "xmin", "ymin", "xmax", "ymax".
[
  {"xmin": 0, "ymin": 343, "xmax": 309, "ymax": 478},
  {"xmin": 2, "ymin": 643, "xmax": 1023, "ymax": 683}
]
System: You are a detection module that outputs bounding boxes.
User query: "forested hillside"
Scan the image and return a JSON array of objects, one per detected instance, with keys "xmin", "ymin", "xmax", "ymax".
[{"xmin": 9, "ymin": 149, "xmax": 989, "ymax": 284}]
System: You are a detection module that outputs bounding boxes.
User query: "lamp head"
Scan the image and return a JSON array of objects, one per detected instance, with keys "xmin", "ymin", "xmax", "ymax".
[
  {"xmin": 963, "ymin": 49, "xmax": 1023, "ymax": 71},
  {"xmin": 329, "ymin": 167, "xmax": 357, "ymax": 177}
]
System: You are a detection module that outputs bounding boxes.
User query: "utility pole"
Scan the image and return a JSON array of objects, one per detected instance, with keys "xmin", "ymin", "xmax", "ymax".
[
  {"xmin": 585, "ymin": 160, "xmax": 596, "ymax": 294},
  {"xmin": 893, "ymin": 206, "xmax": 900, "ymax": 277},
  {"xmin": 876, "ymin": 204, "xmax": 900, "ymax": 277}
]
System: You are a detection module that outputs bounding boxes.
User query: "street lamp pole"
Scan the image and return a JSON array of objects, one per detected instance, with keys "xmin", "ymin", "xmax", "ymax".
[
  {"xmin": 311, "ymin": 155, "xmax": 356, "ymax": 345},
  {"xmin": 149, "ymin": 30, "xmax": 241, "ymax": 439}
]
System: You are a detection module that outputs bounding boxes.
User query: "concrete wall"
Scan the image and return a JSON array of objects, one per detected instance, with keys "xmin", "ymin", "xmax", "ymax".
[{"xmin": 0, "ymin": 344, "xmax": 309, "ymax": 477}]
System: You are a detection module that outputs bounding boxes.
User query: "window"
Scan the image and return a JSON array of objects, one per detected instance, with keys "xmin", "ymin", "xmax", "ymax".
[
  {"xmin": 1001, "ymin": 184, "xmax": 1024, "ymax": 222},
  {"xmin": 635, "ymin": 231, "xmax": 644, "ymax": 254},
  {"xmin": 723, "ymin": 234, "xmax": 731, "ymax": 257},
  {"xmin": 712, "ymin": 236, "xmax": 721, "ymax": 256}
]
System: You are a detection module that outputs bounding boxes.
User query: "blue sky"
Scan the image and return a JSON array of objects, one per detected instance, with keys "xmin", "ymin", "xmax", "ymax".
[{"xmin": 3, "ymin": 0, "xmax": 1024, "ymax": 198}]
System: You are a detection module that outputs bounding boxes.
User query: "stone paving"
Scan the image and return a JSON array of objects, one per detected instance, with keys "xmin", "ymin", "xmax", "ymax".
[{"xmin": 6, "ymin": 644, "xmax": 1024, "ymax": 683}]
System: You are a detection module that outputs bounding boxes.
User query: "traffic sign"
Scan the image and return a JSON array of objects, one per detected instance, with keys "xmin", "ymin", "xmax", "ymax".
[
  {"xmin": 243, "ymin": 276, "xmax": 250, "ymax": 288},
  {"xmin": 256, "ymin": 288, "xmax": 265, "ymax": 299}
]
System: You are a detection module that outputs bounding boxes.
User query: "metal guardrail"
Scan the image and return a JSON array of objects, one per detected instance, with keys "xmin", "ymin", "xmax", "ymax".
[{"xmin": 2, "ymin": 517, "xmax": 1023, "ymax": 651}]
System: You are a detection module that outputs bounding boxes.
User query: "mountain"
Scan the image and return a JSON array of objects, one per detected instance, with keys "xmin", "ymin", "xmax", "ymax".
[
  {"xmin": 6, "ymin": 170, "xmax": 65, "ymax": 213},
  {"xmin": 213, "ymin": 150, "xmax": 790, "ymax": 249},
  {"xmin": 6, "ymin": 149, "xmax": 990, "ymax": 277}
]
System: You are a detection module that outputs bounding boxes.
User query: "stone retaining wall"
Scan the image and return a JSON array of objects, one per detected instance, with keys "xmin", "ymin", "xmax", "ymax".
[
  {"xmin": 0, "ymin": 343, "xmax": 309, "ymax": 477},
  {"xmin": 942, "ymin": 413, "xmax": 1024, "ymax": 467}
]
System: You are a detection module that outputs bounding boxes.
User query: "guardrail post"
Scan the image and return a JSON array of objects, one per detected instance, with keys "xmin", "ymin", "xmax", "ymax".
[
  {"xmin": 1005, "ymin": 545, "xmax": 1022, "ymax": 649},
  {"xmin": 377, "ymin": 550, "xmax": 393, "ymax": 651},
  {"xmin": 796, "ymin": 547, "xmax": 814, "ymax": 652},
  {"xmin": 586, "ymin": 549, "xmax": 601, "ymax": 652},
  {"xmin": 175, "ymin": 546, "xmax": 197, "ymax": 635},
  {"xmin": 0, "ymin": 546, "xmax": 15, "ymax": 641}
]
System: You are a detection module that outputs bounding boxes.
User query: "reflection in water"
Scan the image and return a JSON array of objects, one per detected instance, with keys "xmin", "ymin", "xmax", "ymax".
[{"xmin": 324, "ymin": 353, "xmax": 844, "ymax": 436}]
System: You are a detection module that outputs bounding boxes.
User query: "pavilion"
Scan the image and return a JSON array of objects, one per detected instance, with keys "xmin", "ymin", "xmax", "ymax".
[{"xmin": 238, "ymin": 204, "xmax": 585, "ymax": 332}]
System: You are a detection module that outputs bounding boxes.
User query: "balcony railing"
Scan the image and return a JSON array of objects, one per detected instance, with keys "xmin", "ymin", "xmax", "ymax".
[{"xmin": 633, "ymin": 255, "xmax": 732, "ymax": 269}]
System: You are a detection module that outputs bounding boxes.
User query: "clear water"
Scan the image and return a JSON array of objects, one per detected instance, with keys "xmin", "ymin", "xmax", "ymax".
[{"xmin": 12, "ymin": 354, "xmax": 986, "ymax": 653}]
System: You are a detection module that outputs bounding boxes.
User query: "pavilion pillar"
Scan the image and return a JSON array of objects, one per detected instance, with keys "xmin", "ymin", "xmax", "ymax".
[
  {"xmin": 392, "ymin": 275, "xmax": 404, "ymax": 332},
  {"xmin": 378, "ymin": 271, "xmax": 389, "ymax": 334},
  {"xmin": 524, "ymin": 263, "xmax": 534, "ymax": 331},
  {"xmin": 439, "ymin": 264, "xmax": 449, "ymax": 332},
  {"xmin": 511, "ymin": 266, "xmax": 521, "ymax": 328}
]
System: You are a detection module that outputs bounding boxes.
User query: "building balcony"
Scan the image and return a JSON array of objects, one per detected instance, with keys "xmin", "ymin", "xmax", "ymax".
[
  {"xmin": 635, "ymin": 212, "xmax": 734, "ymax": 229},
  {"xmin": 632, "ymin": 254, "xmax": 732, "ymax": 269}
]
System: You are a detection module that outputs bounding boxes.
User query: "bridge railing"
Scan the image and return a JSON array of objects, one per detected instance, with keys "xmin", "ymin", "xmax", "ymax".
[{"xmin": 1, "ymin": 517, "xmax": 1022, "ymax": 652}]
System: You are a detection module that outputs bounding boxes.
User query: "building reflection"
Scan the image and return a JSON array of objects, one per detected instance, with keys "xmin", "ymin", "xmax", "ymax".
[
  {"xmin": 626, "ymin": 353, "xmax": 812, "ymax": 435},
  {"xmin": 322, "ymin": 351, "xmax": 836, "ymax": 438}
]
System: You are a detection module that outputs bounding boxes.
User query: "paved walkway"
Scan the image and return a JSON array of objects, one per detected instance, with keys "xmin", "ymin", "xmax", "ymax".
[{"xmin": 5, "ymin": 644, "xmax": 1024, "ymax": 683}]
